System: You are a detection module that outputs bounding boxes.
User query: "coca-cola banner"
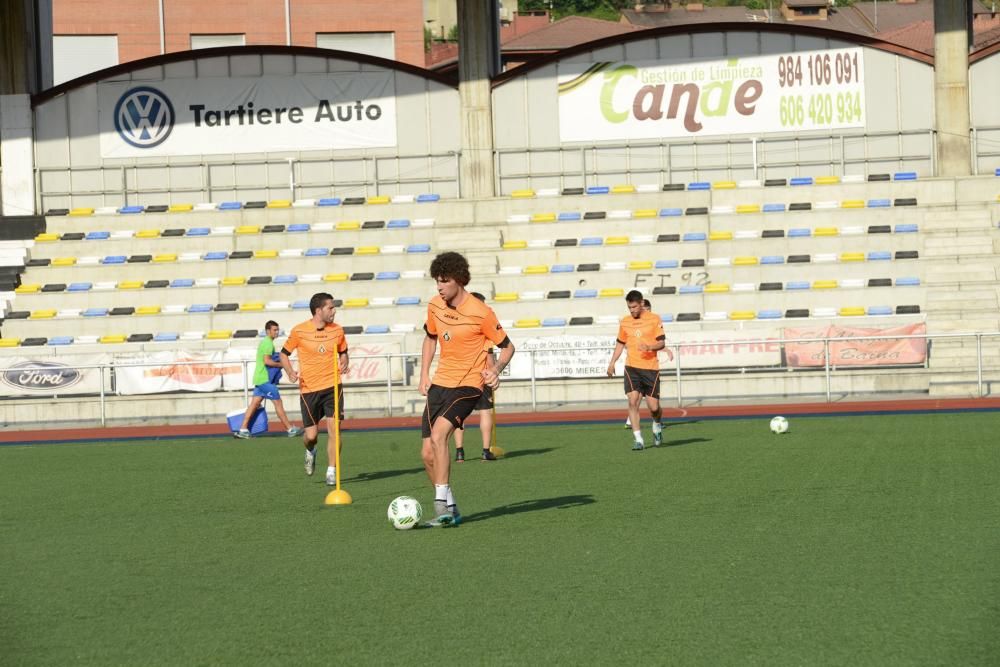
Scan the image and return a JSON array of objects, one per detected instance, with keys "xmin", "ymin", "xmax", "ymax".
[
  {"xmin": 222, "ymin": 342, "xmax": 402, "ymax": 390},
  {"xmin": 783, "ymin": 323, "xmax": 928, "ymax": 367},
  {"xmin": 0, "ymin": 355, "xmax": 111, "ymax": 397}
]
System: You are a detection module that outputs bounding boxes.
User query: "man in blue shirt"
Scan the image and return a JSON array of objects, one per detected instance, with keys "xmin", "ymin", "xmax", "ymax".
[{"xmin": 234, "ymin": 320, "xmax": 303, "ymax": 438}]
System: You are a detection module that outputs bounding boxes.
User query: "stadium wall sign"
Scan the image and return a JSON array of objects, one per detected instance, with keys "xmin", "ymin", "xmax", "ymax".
[
  {"xmin": 0, "ymin": 356, "xmax": 108, "ymax": 397},
  {"xmin": 99, "ymin": 73, "xmax": 397, "ymax": 158},
  {"xmin": 558, "ymin": 47, "xmax": 865, "ymax": 141},
  {"xmin": 783, "ymin": 323, "xmax": 927, "ymax": 367}
]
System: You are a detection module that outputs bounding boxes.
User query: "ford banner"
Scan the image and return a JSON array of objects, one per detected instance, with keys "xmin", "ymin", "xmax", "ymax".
[{"xmin": 0, "ymin": 356, "xmax": 110, "ymax": 397}]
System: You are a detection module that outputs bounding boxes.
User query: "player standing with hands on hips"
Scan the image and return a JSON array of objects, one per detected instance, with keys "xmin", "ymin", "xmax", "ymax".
[{"xmin": 419, "ymin": 252, "xmax": 515, "ymax": 527}]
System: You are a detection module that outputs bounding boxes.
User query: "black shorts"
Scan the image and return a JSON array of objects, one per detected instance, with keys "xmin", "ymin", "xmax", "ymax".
[
  {"xmin": 421, "ymin": 385, "xmax": 482, "ymax": 438},
  {"xmin": 299, "ymin": 386, "xmax": 344, "ymax": 428},
  {"xmin": 475, "ymin": 385, "xmax": 494, "ymax": 411},
  {"xmin": 624, "ymin": 366, "xmax": 660, "ymax": 399}
]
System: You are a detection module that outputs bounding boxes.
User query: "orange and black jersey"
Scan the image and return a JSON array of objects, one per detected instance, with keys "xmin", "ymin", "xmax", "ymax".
[
  {"xmin": 281, "ymin": 320, "xmax": 348, "ymax": 393},
  {"xmin": 424, "ymin": 294, "xmax": 508, "ymax": 389},
  {"xmin": 617, "ymin": 311, "xmax": 665, "ymax": 371}
]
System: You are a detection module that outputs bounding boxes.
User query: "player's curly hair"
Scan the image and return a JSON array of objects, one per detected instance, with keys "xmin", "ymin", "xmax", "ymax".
[
  {"xmin": 626, "ymin": 289, "xmax": 644, "ymax": 304},
  {"xmin": 430, "ymin": 252, "xmax": 470, "ymax": 286}
]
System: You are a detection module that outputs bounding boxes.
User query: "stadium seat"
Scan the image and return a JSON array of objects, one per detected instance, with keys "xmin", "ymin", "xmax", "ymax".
[
  {"xmin": 868, "ymin": 199, "xmax": 891, "ymax": 208},
  {"xmin": 100, "ymin": 334, "xmax": 127, "ymax": 344},
  {"xmin": 788, "ymin": 228, "xmax": 811, "ymax": 238},
  {"xmin": 659, "ymin": 208, "xmax": 682, "ymax": 217},
  {"xmin": 82, "ymin": 308, "xmax": 109, "ymax": 317},
  {"xmin": 678, "ymin": 285, "xmax": 703, "ymax": 294},
  {"xmin": 376, "ymin": 271, "xmax": 401, "ymax": 280},
  {"xmin": 894, "ymin": 171, "xmax": 917, "ymax": 181},
  {"xmin": 366, "ymin": 324, "xmax": 390, "ymax": 334},
  {"xmin": 136, "ymin": 306, "xmax": 161, "ymax": 316},
  {"xmin": 551, "ymin": 264, "xmax": 574, "ymax": 273},
  {"xmin": 815, "ymin": 176, "xmax": 840, "ymax": 185},
  {"xmin": 395, "ymin": 296, "xmax": 420, "ymax": 306},
  {"xmin": 762, "ymin": 203, "xmax": 786, "ymax": 213},
  {"xmin": 867, "ymin": 251, "xmax": 891, "ymax": 261},
  {"xmin": 867, "ymin": 306, "xmax": 893, "ymax": 316},
  {"xmin": 206, "ymin": 330, "xmax": 232, "ymax": 340},
  {"xmin": 67, "ymin": 282, "xmax": 93, "ymax": 292},
  {"xmin": 48, "ymin": 336, "xmax": 74, "ymax": 346},
  {"xmin": 542, "ymin": 317, "xmax": 567, "ymax": 327},
  {"xmin": 786, "ymin": 281, "xmax": 810, "ymax": 290},
  {"xmin": 757, "ymin": 309, "xmax": 782, "ymax": 319},
  {"xmin": 894, "ymin": 224, "xmax": 918, "ymax": 233},
  {"xmin": 574, "ymin": 289, "xmax": 597, "ymax": 298},
  {"xmin": 586, "ymin": 186, "xmax": 610, "ymax": 195},
  {"xmin": 186, "ymin": 227, "xmax": 210, "ymax": 236},
  {"xmin": 416, "ymin": 194, "xmax": 440, "ymax": 202},
  {"xmin": 102, "ymin": 255, "xmax": 126, "ymax": 264},
  {"xmin": 218, "ymin": 201, "xmax": 242, "ymax": 210},
  {"xmin": 682, "ymin": 232, "xmax": 706, "ymax": 242},
  {"xmin": 236, "ymin": 226, "xmax": 260, "ymax": 235},
  {"xmin": 736, "ymin": 204, "xmax": 761, "ymax": 214},
  {"xmin": 406, "ymin": 244, "xmax": 431, "ymax": 253},
  {"xmin": 896, "ymin": 277, "xmax": 921, "ymax": 286},
  {"xmin": 68, "ymin": 207, "xmax": 95, "ymax": 217},
  {"xmin": 790, "ymin": 177, "xmax": 813, "ymax": 186},
  {"xmin": 687, "ymin": 182, "xmax": 710, "ymax": 191},
  {"xmin": 655, "ymin": 260, "xmax": 678, "ymax": 269}
]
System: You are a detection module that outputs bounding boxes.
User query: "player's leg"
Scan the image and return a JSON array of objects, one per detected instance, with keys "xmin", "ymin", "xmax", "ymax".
[
  {"xmin": 322, "ymin": 387, "xmax": 342, "ymax": 485},
  {"xmin": 452, "ymin": 421, "xmax": 465, "ymax": 462},
  {"xmin": 627, "ymin": 391, "xmax": 644, "ymax": 450},
  {"xmin": 479, "ymin": 407, "xmax": 496, "ymax": 460},
  {"xmin": 272, "ymin": 399, "xmax": 301, "ymax": 436},
  {"xmin": 236, "ymin": 396, "xmax": 264, "ymax": 438},
  {"xmin": 646, "ymin": 372, "xmax": 663, "ymax": 446},
  {"xmin": 425, "ymin": 414, "xmax": 458, "ymax": 524},
  {"xmin": 300, "ymin": 391, "xmax": 320, "ymax": 476}
]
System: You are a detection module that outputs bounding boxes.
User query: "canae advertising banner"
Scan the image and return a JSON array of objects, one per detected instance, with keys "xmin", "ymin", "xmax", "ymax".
[
  {"xmin": 99, "ymin": 73, "xmax": 397, "ymax": 158},
  {"xmin": 558, "ymin": 47, "xmax": 865, "ymax": 142}
]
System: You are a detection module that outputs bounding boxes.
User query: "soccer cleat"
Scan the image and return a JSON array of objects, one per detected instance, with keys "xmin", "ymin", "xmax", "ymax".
[
  {"xmin": 455, "ymin": 448, "xmax": 465, "ymax": 463},
  {"xmin": 326, "ymin": 469, "xmax": 337, "ymax": 486},
  {"xmin": 423, "ymin": 500, "xmax": 458, "ymax": 528},
  {"xmin": 234, "ymin": 429, "xmax": 251, "ymax": 439},
  {"xmin": 632, "ymin": 441, "xmax": 645, "ymax": 451},
  {"xmin": 653, "ymin": 431, "xmax": 663, "ymax": 447},
  {"xmin": 481, "ymin": 448, "xmax": 497, "ymax": 461},
  {"xmin": 624, "ymin": 419, "xmax": 631, "ymax": 429},
  {"xmin": 304, "ymin": 448, "xmax": 316, "ymax": 476},
  {"xmin": 287, "ymin": 426, "xmax": 303, "ymax": 437},
  {"xmin": 449, "ymin": 505, "xmax": 463, "ymax": 526}
]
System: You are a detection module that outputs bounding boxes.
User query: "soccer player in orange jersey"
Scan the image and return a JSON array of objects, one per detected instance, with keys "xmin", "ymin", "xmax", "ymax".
[
  {"xmin": 420, "ymin": 253, "xmax": 515, "ymax": 526},
  {"xmin": 279, "ymin": 292, "xmax": 349, "ymax": 485},
  {"xmin": 453, "ymin": 292, "xmax": 499, "ymax": 463},
  {"xmin": 607, "ymin": 290, "xmax": 669, "ymax": 450}
]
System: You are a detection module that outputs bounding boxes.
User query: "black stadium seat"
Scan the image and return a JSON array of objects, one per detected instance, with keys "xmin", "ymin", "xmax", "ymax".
[
  {"xmin": 867, "ymin": 225, "xmax": 891, "ymax": 234},
  {"xmin": 343, "ymin": 325, "xmax": 363, "ymax": 334},
  {"xmin": 27, "ymin": 258, "xmax": 51, "ymax": 267},
  {"xmin": 583, "ymin": 211, "xmax": 606, "ymax": 220},
  {"xmin": 110, "ymin": 307, "xmax": 136, "ymax": 316},
  {"xmin": 759, "ymin": 282, "xmax": 783, "ymax": 291},
  {"xmin": 681, "ymin": 259, "xmax": 705, "ymax": 267},
  {"xmin": 555, "ymin": 239, "xmax": 577, "ymax": 247},
  {"xmin": 244, "ymin": 201, "xmax": 266, "ymax": 209},
  {"xmin": 762, "ymin": 229, "xmax": 785, "ymax": 238},
  {"xmin": 867, "ymin": 278, "xmax": 892, "ymax": 287},
  {"xmin": 662, "ymin": 183, "xmax": 685, "ymax": 192},
  {"xmin": 657, "ymin": 234, "xmax": 680, "ymax": 243},
  {"xmin": 127, "ymin": 333, "xmax": 154, "ymax": 343},
  {"xmin": 128, "ymin": 255, "xmax": 152, "ymax": 263},
  {"xmin": 562, "ymin": 187, "xmax": 584, "ymax": 196},
  {"xmin": 233, "ymin": 330, "xmax": 259, "ymax": 338},
  {"xmin": 652, "ymin": 286, "xmax": 676, "ymax": 295},
  {"xmin": 332, "ymin": 247, "xmax": 354, "ymax": 256},
  {"xmin": 569, "ymin": 316, "xmax": 593, "ymax": 326},
  {"xmin": 577, "ymin": 263, "xmax": 599, "ymax": 272},
  {"xmin": 896, "ymin": 305, "xmax": 921, "ymax": 314},
  {"xmin": 787, "ymin": 254, "xmax": 811, "ymax": 263},
  {"xmin": 350, "ymin": 272, "xmax": 374, "ymax": 281},
  {"xmin": 685, "ymin": 207, "xmax": 708, "ymax": 215},
  {"xmin": 676, "ymin": 313, "xmax": 701, "ymax": 321},
  {"xmin": 145, "ymin": 204, "xmax": 169, "ymax": 213},
  {"xmin": 229, "ymin": 251, "xmax": 253, "ymax": 260},
  {"xmin": 45, "ymin": 208, "xmax": 70, "ymax": 216},
  {"xmin": 363, "ymin": 220, "xmax": 385, "ymax": 229},
  {"xmin": 61, "ymin": 232, "xmax": 85, "ymax": 241},
  {"xmin": 547, "ymin": 290, "xmax": 570, "ymax": 299},
  {"xmin": 895, "ymin": 251, "xmax": 919, "ymax": 260},
  {"xmin": 343, "ymin": 197, "xmax": 365, "ymax": 206},
  {"xmin": 5, "ymin": 310, "xmax": 30, "ymax": 319},
  {"xmin": 785, "ymin": 309, "xmax": 809, "ymax": 318},
  {"xmin": 894, "ymin": 198, "xmax": 917, "ymax": 207},
  {"xmin": 247, "ymin": 276, "xmax": 272, "ymax": 285},
  {"xmin": 145, "ymin": 280, "xmax": 169, "ymax": 288},
  {"xmin": 162, "ymin": 228, "xmax": 185, "ymax": 237},
  {"xmin": 42, "ymin": 283, "xmax": 66, "ymax": 292},
  {"xmin": 764, "ymin": 178, "xmax": 787, "ymax": 187},
  {"xmin": 788, "ymin": 202, "xmax": 812, "ymax": 211},
  {"xmin": 215, "ymin": 303, "xmax": 239, "ymax": 312},
  {"xmin": 262, "ymin": 225, "xmax": 285, "ymax": 233},
  {"xmin": 21, "ymin": 337, "xmax": 48, "ymax": 346},
  {"xmin": 868, "ymin": 173, "xmax": 891, "ymax": 181}
]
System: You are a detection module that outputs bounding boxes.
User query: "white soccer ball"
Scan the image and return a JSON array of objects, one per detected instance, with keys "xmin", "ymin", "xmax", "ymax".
[
  {"xmin": 770, "ymin": 416, "xmax": 789, "ymax": 434},
  {"xmin": 387, "ymin": 496, "xmax": 423, "ymax": 530}
]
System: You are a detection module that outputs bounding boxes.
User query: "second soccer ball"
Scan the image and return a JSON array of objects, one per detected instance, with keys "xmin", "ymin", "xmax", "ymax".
[{"xmin": 769, "ymin": 416, "xmax": 789, "ymax": 434}]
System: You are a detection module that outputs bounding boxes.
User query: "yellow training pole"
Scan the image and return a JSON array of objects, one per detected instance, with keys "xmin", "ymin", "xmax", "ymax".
[{"xmin": 325, "ymin": 349, "xmax": 352, "ymax": 506}]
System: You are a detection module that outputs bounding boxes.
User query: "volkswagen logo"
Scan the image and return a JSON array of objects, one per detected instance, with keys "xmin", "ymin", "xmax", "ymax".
[
  {"xmin": 114, "ymin": 86, "xmax": 175, "ymax": 148},
  {"xmin": 2, "ymin": 360, "xmax": 82, "ymax": 391}
]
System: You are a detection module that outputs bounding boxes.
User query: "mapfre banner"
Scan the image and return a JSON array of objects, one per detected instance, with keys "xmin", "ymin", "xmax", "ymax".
[
  {"xmin": 99, "ymin": 73, "xmax": 397, "ymax": 158},
  {"xmin": 783, "ymin": 323, "xmax": 927, "ymax": 367},
  {"xmin": 558, "ymin": 47, "xmax": 865, "ymax": 141},
  {"xmin": 0, "ymin": 355, "xmax": 110, "ymax": 397}
]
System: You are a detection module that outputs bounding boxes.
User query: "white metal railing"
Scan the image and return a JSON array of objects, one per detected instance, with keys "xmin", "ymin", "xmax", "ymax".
[{"xmin": 2, "ymin": 330, "xmax": 999, "ymax": 427}]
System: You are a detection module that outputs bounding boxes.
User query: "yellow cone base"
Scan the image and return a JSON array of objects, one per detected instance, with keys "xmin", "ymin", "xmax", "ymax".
[
  {"xmin": 490, "ymin": 446, "xmax": 506, "ymax": 458},
  {"xmin": 324, "ymin": 489, "xmax": 353, "ymax": 506}
]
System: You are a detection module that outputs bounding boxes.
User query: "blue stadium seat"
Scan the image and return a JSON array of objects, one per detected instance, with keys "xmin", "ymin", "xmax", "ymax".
[
  {"xmin": 417, "ymin": 193, "xmax": 440, "ymax": 202},
  {"xmin": 102, "ymin": 255, "xmax": 126, "ymax": 264},
  {"xmin": 790, "ymin": 176, "xmax": 814, "ymax": 186},
  {"xmin": 406, "ymin": 244, "xmax": 431, "ymax": 253},
  {"xmin": 894, "ymin": 224, "xmax": 918, "ymax": 233},
  {"xmin": 660, "ymin": 313, "xmax": 674, "ymax": 323},
  {"xmin": 760, "ymin": 256, "xmax": 785, "ymax": 264},
  {"xmin": 574, "ymin": 289, "xmax": 598, "ymax": 298},
  {"xmin": 203, "ymin": 251, "xmax": 228, "ymax": 260},
  {"xmin": 396, "ymin": 296, "xmax": 421, "ymax": 305},
  {"xmin": 542, "ymin": 317, "xmax": 567, "ymax": 327},
  {"xmin": 895, "ymin": 277, "xmax": 921, "ymax": 286},
  {"xmin": 678, "ymin": 285, "xmax": 703, "ymax": 294},
  {"xmin": 118, "ymin": 205, "xmax": 144, "ymax": 214},
  {"xmin": 867, "ymin": 199, "xmax": 891, "ymax": 208},
  {"xmin": 788, "ymin": 228, "xmax": 812, "ymax": 238},
  {"xmin": 304, "ymin": 248, "xmax": 330, "ymax": 256},
  {"xmin": 170, "ymin": 278, "xmax": 195, "ymax": 288},
  {"xmin": 655, "ymin": 260, "xmax": 679, "ymax": 269},
  {"xmin": 85, "ymin": 231, "xmax": 111, "ymax": 240},
  {"xmin": 317, "ymin": 198, "xmax": 342, "ymax": 207},
  {"xmin": 292, "ymin": 299, "xmax": 310, "ymax": 309},
  {"xmin": 558, "ymin": 212, "xmax": 581, "ymax": 221},
  {"xmin": 585, "ymin": 186, "xmax": 610, "ymax": 195},
  {"xmin": 287, "ymin": 223, "xmax": 310, "ymax": 232},
  {"xmin": 387, "ymin": 219, "xmax": 411, "ymax": 228},
  {"xmin": 376, "ymin": 271, "xmax": 400, "ymax": 280},
  {"xmin": 188, "ymin": 304, "xmax": 212, "ymax": 313},
  {"xmin": 763, "ymin": 203, "xmax": 786, "ymax": 213},
  {"xmin": 273, "ymin": 275, "xmax": 297, "ymax": 284},
  {"xmin": 867, "ymin": 251, "xmax": 891, "ymax": 261},
  {"xmin": 659, "ymin": 208, "xmax": 683, "ymax": 217},
  {"xmin": 67, "ymin": 282, "xmax": 93, "ymax": 292},
  {"xmin": 154, "ymin": 332, "xmax": 179, "ymax": 342},
  {"xmin": 366, "ymin": 324, "xmax": 390, "ymax": 334},
  {"xmin": 893, "ymin": 171, "xmax": 917, "ymax": 181},
  {"xmin": 218, "ymin": 201, "xmax": 242, "ymax": 210},
  {"xmin": 186, "ymin": 227, "xmax": 210, "ymax": 236},
  {"xmin": 682, "ymin": 232, "xmax": 707, "ymax": 242},
  {"xmin": 550, "ymin": 264, "xmax": 574, "ymax": 273},
  {"xmin": 580, "ymin": 237, "xmax": 603, "ymax": 246},
  {"xmin": 83, "ymin": 308, "xmax": 108, "ymax": 317},
  {"xmin": 757, "ymin": 309, "xmax": 782, "ymax": 319},
  {"xmin": 786, "ymin": 281, "xmax": 810, "ymax": 290},
  {"xmin": 867, "ymin": 306, "xmax": 893, "ymax": 316},
  {"xmin": 48, "ymin": 336, "xmax": 74, "ymax": 346},
  {"xmin": 687, "ymin": 182, "xmax": 710, "ymax": 191}
]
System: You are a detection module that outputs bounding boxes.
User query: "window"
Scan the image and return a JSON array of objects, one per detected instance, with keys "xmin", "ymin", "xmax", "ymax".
[
  {"xmin": 52, "ymin": 35, "xmax": 119, "ymax": 85},
  {"xmin": 316, "ymin": 33, "xmax": 394, "ymax": 60},
  {"xmin": 190, "ymin": 34, "xmax": 246, "ymax": 49}
]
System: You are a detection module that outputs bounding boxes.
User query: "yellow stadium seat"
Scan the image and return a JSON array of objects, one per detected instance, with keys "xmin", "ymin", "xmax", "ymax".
[
  {"xmin": 599, "ymin": 288, "xmax": 624, "ymax": 298},
  {"xmin": 168, "ymin": 203, "xmax": 193, "ymax": 212},
  {"xmin": 633, "ymin": 209, "xmax": 657, "ymax": 219},
  {"xmin": 355, "ymin": 246, "xmax": 379, "ymax": 255},
  {"xmin": 494, "ymin": 292, "xmax": 518, "ymax": 302},
  {"xmin": 816, "ymin": 175, "xmax": 841, "ymax": 185},
  {"xmin": 730, "ymin": 311, "xmax": 755, "ymax": 320},
  {"xmin": 136, "ymin": 306, "xmax": 161, "ymax": 315},
  {"xmin": 839, "ymin": 307, "xmax": 866, "ymax": 316},
  {"xmin": 52, "ymin": 257, "xmax": 77, "ymax": 266},
  {"xmin": 812, "ymin": 280, "xmax": 838, "ymax": 289},
  {"xmin": 117, "ymin": 281, "xmax": 143, "ymax": 290},
  {"xmin": 712, "ymin": 181, "xmax": 737, "ymax": 190},
  {"xmin": 323, "ymin": 273, "xmax": 349, "ymax": 282},
  {"xmin": 68, "ymin": 207, "xmax": 95, "ymax": 217},
  {"xmin": 709, "ymin": 231, "xmax": 733, "ymax": 241},
  {"xmin": 221, "ymin": 277, "xmax": 246, "ymax": 286},
  {"xmin": 153, "ymin": 253, "xmax": 177, "ymax": 263},
  {"xmin": 733, "ymin": 256, "xmax": 759, "ymax": 266},
  {"xmin": 367, "ymin": 195, "xmax": 390, "ymax": 205},
  {"xmin": 344, "ymin": 298, "xmax": 369, "ymax": 308},
  {"xmin": 515, "ymin": 319, "xmax": 542, "ymax": 328},
  {"xmin": 0, "ymin": 338, "xmax": 20, "ymax": 347},
  {"xmin": 628, "ymin": 261, "xmax": 653, "ymax": 270},
  {"xmin": 523, "ymin": 265, "xmax": 549, "ymax": 274},
  {"xmin": 240, "ymin": 302, "xmax": 265, "ymax": 311},
  {"xmin": 135, "ymin": 229, "xmax": 161, "ymax": 238},
  {"xmin": 100, "ymin": 334, "xmax": 127, "ymax": 344},
  {"xmin": 502, "ymin": 240, "xmax": 527, "ymax": 250},
  {"xmin": 605, "ymin": 236, "xmax": 629, "ymax": 246},
  {"xmin": 840, "ymin": 252, "xmax": 865, "ymax": 262},
  {"xmin": 813, "ymin": 227, "xmax": 839, "ymax": 236},
  {"xmin": 206, "ymin": 330, "xmax": 232, "ymax": 340},
  {"xmin": 236, "ymin": 225, "xmax": 260, "ymax": 234},
  {"xmin": 34, "ymin": 233, "xmax": 59, "ymax": 242},
  {"xmin": 511, "ymin": 189, "xmax": 536, "ymax": 199},
  {"xmin": 267, "ymin": 200, "xmax": 291, "ymax": 208},
  {"xmin": 15, "ymin": 284, "xmax": 40, "ymax": 294},
  {"xmin": 336, "ymin": 221, "xmax": 361, "ymax": 231},
  {"xmin": 531, "ymin": 213, "xmax": 556, "ymax": 223},
  {"xmin": 841, "ymin": 200, "xmax": 865, "ymax": 209},
  {"xmin": 736, "ymin": 204, "xmax": 761, "ymax": 214},
  {"xmin": 253, "ymin": 250, "xmax": 278, "ymax": 259},
  {"xmin": 30, "ymin": 309, "xmax": 57, "ymax": 319},
  {"xmin": 705, "ymin": 283, "xmax": 730, "ymax": 293},
  {"xmin": 612, "ymin": 184, "xmax": 636, "ymax": 194}
]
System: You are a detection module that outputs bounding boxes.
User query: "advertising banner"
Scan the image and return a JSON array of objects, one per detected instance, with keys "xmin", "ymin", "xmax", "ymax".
[
  {"xmin": 115, "ymin": 351, "xmax": 239, "ymax": 395},
  {"xmin": 558, "ymin": 47, "xmax": 865, "ymax": 141},
  {"xmin": 222, "ymin": 342, "xmax": 404, "ymax": 390},
  {"xmin": 99, "ymin": 73, "xmax": 397, "ymax": 158},
  {"xmin": 783, "ymin": 323, "xmax": 927, "ymax": 368},
  {"xmin": 0, "ymin": 355, "xmax": 110, "ymax": 397}
]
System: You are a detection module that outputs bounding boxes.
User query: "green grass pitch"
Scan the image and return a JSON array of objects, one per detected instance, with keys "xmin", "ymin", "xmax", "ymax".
[{"xmin": 2, "ymin": 412, "xmax": 999, "ymax": 665}]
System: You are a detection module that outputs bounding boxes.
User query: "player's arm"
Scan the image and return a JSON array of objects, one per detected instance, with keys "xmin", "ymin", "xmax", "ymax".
[
  {"xmin": 484, "ymin": 338, "xmax": 514, "ymax": 389},
  {"xmin": 263, "ymin": 355, "xmax": 282, "ymax": 368},
  {"xmin": 419, "ymin": 330, "xmax": 437, "ymax": 396},
  {"xmin": 338, "ymin": 350, "xmax": 349, "ymax": 374},
  {"xmin": 607, "ymin": 339, "xmax": 626, "ymax": 376},
  {"xmin": 639, "ymin": 336, "xmax": 666, "ymax": 353},
  {"xmin": 279, "ymin": 347, "xmax": 298, "ymax": 383}
]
